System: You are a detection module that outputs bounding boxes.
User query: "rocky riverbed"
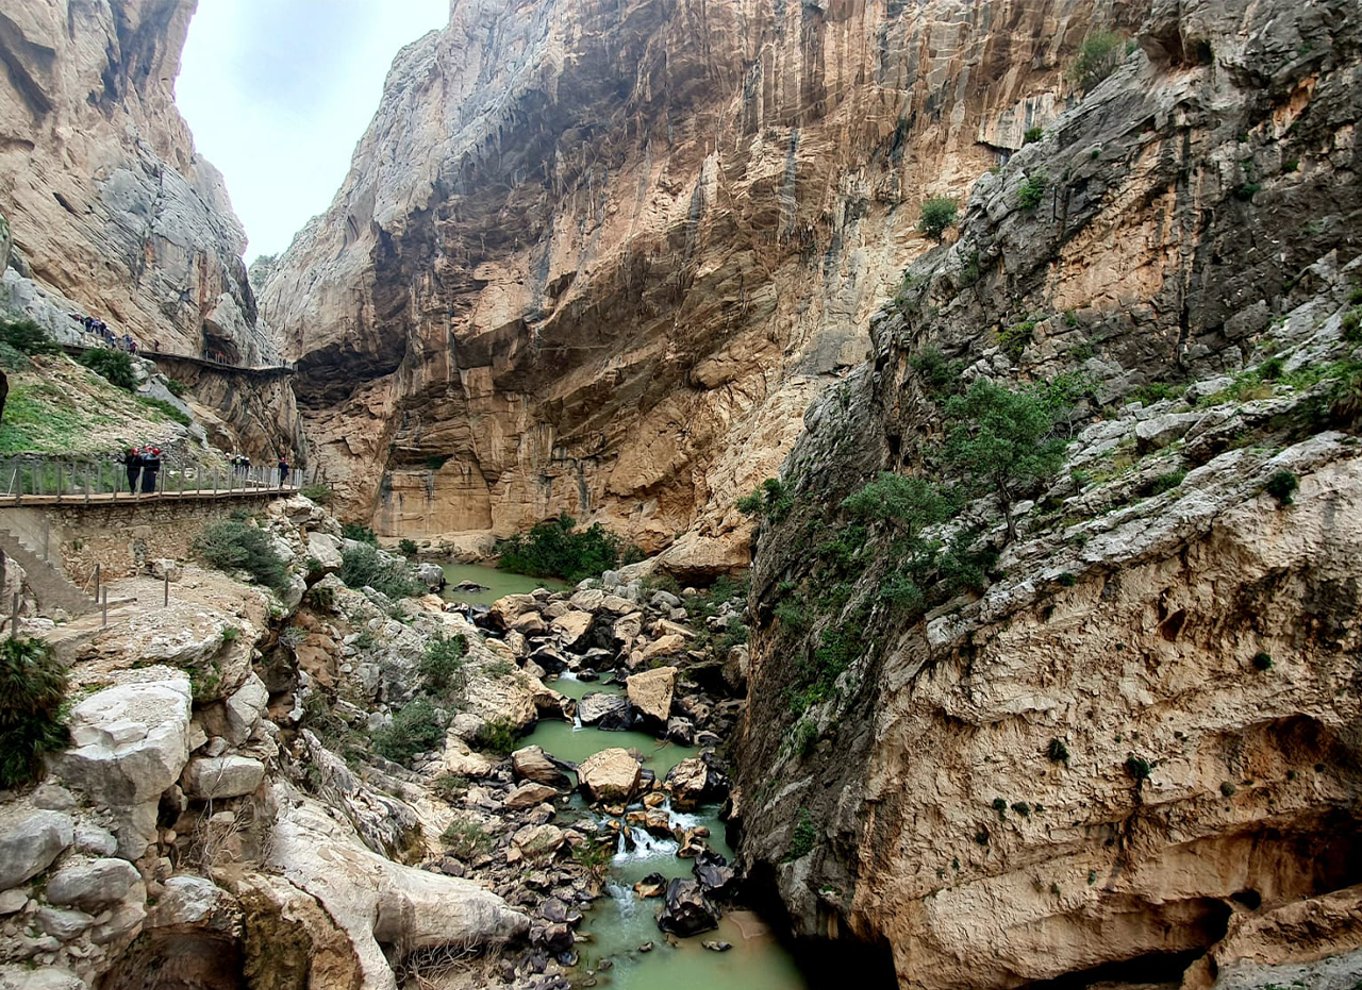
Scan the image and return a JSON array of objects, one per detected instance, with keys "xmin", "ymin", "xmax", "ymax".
[{"xmin": 0, "ymin": 494, "xmax": 779, "ymax": 990}]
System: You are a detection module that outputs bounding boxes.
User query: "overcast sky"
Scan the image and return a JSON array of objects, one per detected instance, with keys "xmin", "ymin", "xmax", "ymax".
[{"xmin": 177, "ymin": 0, "xmax": 449, "ymax": 261}]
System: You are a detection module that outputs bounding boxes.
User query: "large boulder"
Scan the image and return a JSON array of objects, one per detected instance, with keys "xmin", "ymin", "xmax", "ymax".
[
  {"xmin": 511, "ymin": 746, "xmax": 573, "ymax": 790},
  {"xmin": 53, "ymin": 670, "xmax": 193, "ymax": 857},
  {"xmin": 512, "ymin": 824, "xmax": 566, "ymax": 861},
  {"xmin": 0, "ymin": 968, "xmax": 89, "ymax": 990},
  {"xmin": 657, "ymin": 878, "xmax": 718, "ymax": 937},
  {"xmin": 692, "ymin": 850, "xmax": 739, "ymax": 899},
  {"xmin": 578, "ymin": 692, "xmax": 633, "ymax": 730},
  {"xmin": 488, "ymin": 594, "xmax": 540, "ymax": 631},
  {"xmin": 307, "ymin": 532, "xmax": 344, "ymax": 575},
  {"xmin": 44, "ymin": 858, "xmax": 142, "ymax": 912},
  {"xmin": 182, "ymin": 755, "xmax": 266, "ymax": 799},
  {"xmin": 0, "ymin": 809, "xmax": 72, "ymax": 890},
  {"xmin": 577, "ymin": 748, "xmax": 642, "ymax": 803},
  {"xmin": 84, "ymin": 605, "xmax": 256, "ymax": 702},
  {"xmin": 663, "ymin": 757, "xmax": 730, "ymax": 812},
  {"xmin": 197, "ymin": 672, "xmax": 269, "ymax": 745},
  {"xmin": 632, "ymin": 634, "xmax": 687, "ymax": 668},
  {"xmin": 504, "ymin": 782, "xmax": 560, "ymax": 810},
  {"xmin": 267, "ymin": 791, "xmax": 530, "ymax": 990},
  {"xmin": 416, "ymin": 563, "xmax": 446, "ymax": 592},
  {"xmin": 626, "ymin": 666, "xmax": 678, "ymax": 725},
  {"xmin": 550, "ymin": 610, "xmax": 594, "ymax": 648}
]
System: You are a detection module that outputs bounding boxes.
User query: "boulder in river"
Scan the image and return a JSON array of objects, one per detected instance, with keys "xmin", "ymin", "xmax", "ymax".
[
  {"xmin": 656, "ymin": 878, "xmax": 718, "ymax": 937},
  {"xmin": 578, "ymin": 692, "xmax": 633, "ymax": 730},
  {"xmin": 416, "ymin": 563, "xmax": 447, "ymax": 591},
  {"xmin": 577, "ymin": 748, "xmax": 642, "ymax": 803},
  {"xmin": 453, "ymin": 580, "xmax": 489, "ymax": 592},
  {"xmin": 511, "ymin": 746, "xmax": 574, "ymax": 789},
  {"xmin": 663, "ymin": 757, "xmax": 729, "ymax": 811},
  {"xmin": 692, "ymin": 849, "xmax": 739, "ymax": 899},
  {"xmin": 626, "ymin": 666, "xmax": 677, "ymax": 726},
  {"xmin": 634, "ymin": 873, "xmax": 667, "ymax": 899}
]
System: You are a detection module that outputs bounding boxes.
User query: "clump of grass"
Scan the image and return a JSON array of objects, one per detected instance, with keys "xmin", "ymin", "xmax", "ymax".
[
  {"xmin": 0, "ymin": 319, "xmax": 60, "ymax": 356},
  {"xmin": 341, "ymin": 522, "xmax": 378, "ymax": 545},
  {"xmin": 0, "ymin": 637, "xmax": 69, "ymax": 788},
  {"xmin": 440, "ymin": 818, "xmax": 494, "ymax": 860},
  {"xmin": 398, "ymin": 538, "xmax": 418, "ymax": 557},
  {"xmin": 1252, "ymin": 651, "xmax": 1274, "ymax": 671},
  {"xmin": 1018, "ymin": 173, "xmax": 1048, "ymax": 210},
  {"xmin": 192, "ymin": 518, "xmax": 288, "ymax": 591},
  {"xmin": 419, "ymin": 634, "xmax": 468, "ymax": 699},
  {"xmin": 1046, "ymin": 738, "xmax": 1070, "ymax": 764},
  {"xmin": 138, "ymin": 396, "xmax": 190, "ymax": 427},
  {"xmin": 472, "ymin": 716, "xmax": 519, "ymax": 756},
  {"xmin": 299, "ymin": 482, "xmax": 333, "ymax": 505},
  {"xmin": 787, "ymin": 808, "xmax": 817, "ymax": 860}
]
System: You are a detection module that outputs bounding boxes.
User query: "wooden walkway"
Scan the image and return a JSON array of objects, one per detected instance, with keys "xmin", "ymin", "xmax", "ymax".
[
  {"xmin": 0, "ymin": 485, "xmax": 300, "ymax": 508},
  {"xmin": 59, "ymin": 343, "xmax": 295, "ymax": 378}
]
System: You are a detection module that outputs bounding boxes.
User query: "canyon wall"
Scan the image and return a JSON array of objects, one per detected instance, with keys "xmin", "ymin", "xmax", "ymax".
[
  {"xmin": 0, "ymin": 0, "xmax": 296, "ymax": 457},
  {"xmin": 736, "ymin": 0, "xmax": 1362, "ymax": 986},
  {"xmin": 261, "ymin": 0, "xmax": 1142, "ymax": 571}
]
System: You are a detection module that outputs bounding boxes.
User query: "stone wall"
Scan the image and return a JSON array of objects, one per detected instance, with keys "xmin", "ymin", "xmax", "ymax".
[{"xmin": 1, "ymin": 494, "xmax": 287, "ymax": 587}]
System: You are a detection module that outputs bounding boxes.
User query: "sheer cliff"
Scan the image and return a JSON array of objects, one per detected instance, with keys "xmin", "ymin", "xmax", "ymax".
[
  {"xmin": 735, "ymin": 1, "xmax": 1362, "ymax": 987},
  {"xmin": 261, "ymin": 0, "xmax": 1143, "ymax": 572},
  {"xmin": 0, "ymin": 0, "xmax": 297, "ymax": 456}
]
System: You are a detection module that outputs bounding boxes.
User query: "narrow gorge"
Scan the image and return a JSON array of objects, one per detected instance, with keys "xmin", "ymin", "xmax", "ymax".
[{"xmin": 0, "ymin": 1, "xmax": 1359, "ymax": 990}]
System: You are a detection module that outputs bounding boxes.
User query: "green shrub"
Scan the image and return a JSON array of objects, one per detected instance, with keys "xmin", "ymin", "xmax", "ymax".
[
  {"xmin": 192, "ymin": 519, "xmax": 288, "ymax": 591},
  {"xmin": 432, "ymin": 773, "xmax": 469, "ymax": 802},
  {"xmin": 307, "ymin": 583, "xmax": 336, "ymax": 611},
  {"xmin": 1069, "ymin": 31, "xmax": 1125, "ymax": 91},
  {"xmin": 165, "ymin": 378, "xmax": 188, "ymax": 398},
  {"xmin": 338, "ymin": 543, "xmax": 425, "ymax": 599},
  {"xmin": 1023, "ymin": 126, "xmax": 1044, "ymax": 144},
  {"xmin": 1056, "ymin": 572, "xmax": 1078, "ymax": 588},
  {"xmin": 910, "ymin": 347, "xmax": 966, "ymax": 395},
  {"xmin": 998, "ymin": 320, "xmax": 1037, "ymax": 361},
  {"xmin": 1252, "ymin": 651, "xmax": 1274, "ymax": 671},
  {"xmin": 77, "ymin": 348, "xmax": 136, "ymax": 391},
  {"xmin": 736, "ymin": 478, "xmax": 795, "ymax": 523},
  {"xmin": 1264, "ymin": 470, "xmax": 1299, "ymax": 506},
  {"xmin": 472, "ymin": 716, "xmax": 519, "ymax": 756},
  {"xmin": 0, "ymin": 319, "xmax": 60, "ymax": 356},
  {"xmin": 917, "ymin": 196, "xmax": 958, "ymax": 242},
  {"xmin": 1125, "ymin": 756, "xmax": 1152, "ymax": 781},
  {"xmin": 794, "ymin": 718, "xmax": 819, "ymax": 758},
  {"xmin": 0, "ymin": 342, "xmax": 29, "ymax": 370},
  {"xmin": 1341, "ymin": 306, "xmax": 1362, "ymax": 343},
  {"xmin": 1046, "ymin": 738, "xmax": 1070, "ymax": 764},
  {"xmin": 0, "ymin": 638, "xmax": 69, "ymax": 788},
  {"xmin": 397, "ymin": 538, "xmax": 418, "ymax": 557},
  {"xmin": 1011, "ymin": 802, "xmax": 1031, "ymax": 817},
  {"xmin": 373, "ymin": 697, "xmax": 444, "ymax": 764},
  {"xmin": 440, "ymin": 818, "xmax": 494, "ymax": 859},
  {"xmin": 1220, "ymin": 781, "xmax": 1238, "ymax": 797},
  {"xmin": 787, "ymin": 808, "xmax": 816, "ymax": 860},
  {"xmin": 420, "ymin": 634, "xmax": 468, "ymax": 698},
  {"xmin": 1132, "ymin": 381, "xmax": 1183, "ymax": 405},
  {"xmin": 1017, "ymin": 173, "xmax": 1048, "ymax": 210},
  {"xmin": 843, "ymin": 473, "xmax": 952, "ymax": 537},
  {"xmin": 299, "ymin": 482, "xmax": 333, "ymax": 505},
  {"xmin": 495, "ymin": 514, "xmax": 639, "ymax": 582},
  {"xmin": 341, "ymin": 522, "xmax": 378, "ymax": 545},
  {"xmin": 139, "ymin": 397, "xmax": 191, "ymax": 427}
]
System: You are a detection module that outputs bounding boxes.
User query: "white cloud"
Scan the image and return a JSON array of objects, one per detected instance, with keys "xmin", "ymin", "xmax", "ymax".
[{"xmin": 177, "ymin": 0, "xmax": 448, "ymax": 260}]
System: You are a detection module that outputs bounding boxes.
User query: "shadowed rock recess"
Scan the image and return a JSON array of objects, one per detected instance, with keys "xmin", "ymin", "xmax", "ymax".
[
  {"xmin": 261, "ymin": 0, "xmax": 1149, "ymax": 574},
  {"xmin": 736, "ymin": 0, "xmax": 1362, "ymax": 988}
]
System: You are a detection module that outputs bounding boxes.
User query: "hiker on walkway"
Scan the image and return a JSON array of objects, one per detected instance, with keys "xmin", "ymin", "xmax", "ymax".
[
  {"xmin": 140, "ymin": 446, "xmax": 162, "ymax": 494},
  {"xmin": 119, "ymin": 446, "xmax": 142, "ymax": 493},
  {"xmin": 277, "ymin": 455, "xmax": 290, "ymax": 488}
]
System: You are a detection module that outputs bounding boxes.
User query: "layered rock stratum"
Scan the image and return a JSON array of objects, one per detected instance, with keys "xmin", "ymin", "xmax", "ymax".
[
  {"xmin": 261, "ymin": 0, "xmax": 1146, "ymax": 572},
  {"xmin": 736, "ymin": 0, "xmax": 1362, "ymax": 987}
]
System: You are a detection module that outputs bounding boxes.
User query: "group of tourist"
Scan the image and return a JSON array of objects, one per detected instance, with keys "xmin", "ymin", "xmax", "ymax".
[
  {"xmin": 118, "ymin": 445, "xmax": 163, "ymax": 494},
  {"xmin": 69, "ymin": 313, "xmax": 140, "ymax": 353}
]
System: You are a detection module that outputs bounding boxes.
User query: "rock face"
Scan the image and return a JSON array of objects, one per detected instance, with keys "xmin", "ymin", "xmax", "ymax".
[
  {"xmin": 260, "ymin": 0, "xmax": 1143, "ymax": 572},
  {"xmin": 0, "ymin": 809, "xmax": 73, "ymax": 890},
  {"xmin": 736, "ymin": 2, "xmax": 1362, "ymax": 988},
  {"xmin": 0, "ymin": 1, "xmax": 298, "ymax": 458}
]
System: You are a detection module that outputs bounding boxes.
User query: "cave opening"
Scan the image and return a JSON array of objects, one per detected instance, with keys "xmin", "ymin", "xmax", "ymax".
[
  {"xmin": 1019, "ymin": 948, "xmax": 1208, "ymax": 990},
  {"xmin": 98, "ymin": 929, "xmax": 245, "ymax": 990}
]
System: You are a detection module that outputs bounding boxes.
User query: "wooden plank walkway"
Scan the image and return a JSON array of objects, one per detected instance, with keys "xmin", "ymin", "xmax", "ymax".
[
  {"xmin": 0, "ymin": 485, "xmax": 300, "ymax": 508},
  {"xmin": 59, "ymin": 343, "xmax": 295, "ymax": 378}
]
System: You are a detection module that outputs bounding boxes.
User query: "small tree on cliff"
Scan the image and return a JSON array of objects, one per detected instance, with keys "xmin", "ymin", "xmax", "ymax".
[
  {"xmin": 943, "ymin": 378, "xmax": 1070, "ymax": 541},
  {"xmin": 917, "ymin": 197, "xmax": 959, "ymax": 243}
]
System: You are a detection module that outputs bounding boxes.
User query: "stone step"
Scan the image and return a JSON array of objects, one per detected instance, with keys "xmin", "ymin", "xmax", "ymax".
[{"xmin": 0, "ymin": 528, "xmax": 97, "ymax": 617}]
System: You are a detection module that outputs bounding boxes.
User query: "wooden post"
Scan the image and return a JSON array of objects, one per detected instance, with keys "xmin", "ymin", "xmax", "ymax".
[
  {"xmin": 94, "ymin": 563, "xmax": 100, "ymax": 602},
  {"xmin": 164, "ymin": 571, "xmax": 169, "ymax": 608}
]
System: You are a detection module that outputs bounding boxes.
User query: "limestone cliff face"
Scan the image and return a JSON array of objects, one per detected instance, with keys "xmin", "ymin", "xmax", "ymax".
[
  {"xmin": 0, "ymin": 0, "xmax": 272, "ymax": 362},
  {"xmin": 262, "ymin": 0, "xmax": 1142, "ymax": 569},
  {"xmin": 736, "ymin": 1, "xmax": 1362, "ymax": 987},
  {"xmin": 0, "ymin": 0, "xmax": 297, "ymax": 457}
]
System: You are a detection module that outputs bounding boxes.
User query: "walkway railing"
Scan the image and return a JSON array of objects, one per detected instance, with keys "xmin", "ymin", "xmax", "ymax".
[{"xmin": 0, "ymin": 456, "xmax": 305, "ymax": 504}]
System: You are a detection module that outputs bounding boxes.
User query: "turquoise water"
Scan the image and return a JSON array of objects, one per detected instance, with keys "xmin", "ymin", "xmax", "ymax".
[
  {"xmin": 439, "ymin": 562, "xmax": 567, "ymax": 607},
  {"xmin": 520, "ymin": 713, "xmax": 808, "ymax": 990}
]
